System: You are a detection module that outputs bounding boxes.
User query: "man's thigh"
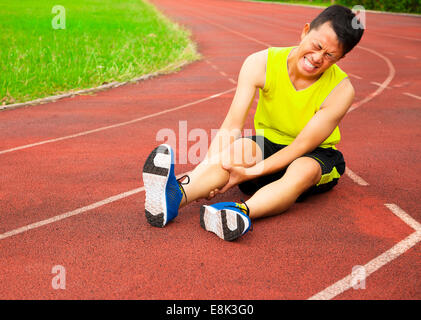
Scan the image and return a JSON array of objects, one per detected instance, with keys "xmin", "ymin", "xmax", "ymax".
[
  {"xmin": 238, "ymin": 138, "xmax": 346, "ymax": 200},
  {"xmin": 297, "ymin": 147, "xmax": 346, "ymax": 201}
]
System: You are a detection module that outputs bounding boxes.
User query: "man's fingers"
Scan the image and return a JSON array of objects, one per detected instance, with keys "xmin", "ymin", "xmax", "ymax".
[
  {"xmin": 221, "ymin": 162, "xmax": 232, "ymax": 171},
  {"xmin": 219, "ymin": 184, "xmax": 231, "ymax": 194},
  {"xmin": 207, "ymin": 189, "xmax": 219, "ymax": 200}
]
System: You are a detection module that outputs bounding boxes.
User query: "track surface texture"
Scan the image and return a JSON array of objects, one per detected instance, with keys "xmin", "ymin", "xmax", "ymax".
[{"xmin": 0, "ymin": 0, "xmax": 420, "ymax": 299}]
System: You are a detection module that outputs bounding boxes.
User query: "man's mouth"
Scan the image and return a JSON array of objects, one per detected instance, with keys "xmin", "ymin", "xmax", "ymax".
[{"xmin": 302, "ymin": 55, "xmax": 318, "ymax": 72}]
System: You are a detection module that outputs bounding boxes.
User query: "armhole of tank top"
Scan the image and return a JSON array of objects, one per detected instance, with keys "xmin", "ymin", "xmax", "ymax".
[
  {"xmin": 317, "ymin": 75, "xmax": 349, "ymax": 112},
  {"xmin": 262, "ymin": 49, "xmax": 271, "ymax": 93}
]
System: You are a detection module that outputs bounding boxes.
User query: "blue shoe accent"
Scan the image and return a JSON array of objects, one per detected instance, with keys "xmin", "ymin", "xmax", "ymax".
[
  {"xmin": 199, "ymin": 201, "xmax": 252, "ymax": 241},
  {"xmin": 143, "ymin": 144, "xmax": 183, "ymax": 227},
  {"xmin": 165, "ymin": 147, "xmax": 183, "ymax": 224}
]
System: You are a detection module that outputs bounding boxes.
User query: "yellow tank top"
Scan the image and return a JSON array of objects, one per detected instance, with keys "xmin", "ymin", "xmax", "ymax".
[{"xmin": 254, "ymin": 46, "xmax": 348, "ymax": 149}]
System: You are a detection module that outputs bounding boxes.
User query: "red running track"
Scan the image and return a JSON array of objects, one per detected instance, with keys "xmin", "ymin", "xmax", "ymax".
[{"xmin": 0, "ymin": 0, "xmax": 420, "ymax": 299}]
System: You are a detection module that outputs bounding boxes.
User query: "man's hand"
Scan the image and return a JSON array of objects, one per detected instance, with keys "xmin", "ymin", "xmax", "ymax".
[
  {"xmin": 218, "ymin": 164, "xmax": 248, "ymax": 194},
  {"xmin": 206, "ymin": 163, "xmax": 248, "ymax": 200}
]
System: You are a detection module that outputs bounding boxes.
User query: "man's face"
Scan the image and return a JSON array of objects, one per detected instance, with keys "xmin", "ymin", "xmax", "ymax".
[{"xmin": 295, "ymin": 22, "xmax": 344, "ymax": 78}]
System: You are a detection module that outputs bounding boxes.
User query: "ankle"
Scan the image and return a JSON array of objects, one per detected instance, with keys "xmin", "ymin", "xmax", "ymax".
[{"xmin": 177, "ymin": 175, "xmax": 190, "ymax": 208}]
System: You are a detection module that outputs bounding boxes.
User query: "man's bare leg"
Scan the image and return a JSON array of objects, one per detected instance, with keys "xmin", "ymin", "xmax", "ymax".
[{"xmin": 245, "ymin": 157, "xmax": 322, "ymax": 219}]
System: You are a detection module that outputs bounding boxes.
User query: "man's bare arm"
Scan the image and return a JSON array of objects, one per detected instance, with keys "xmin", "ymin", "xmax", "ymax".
[
  {"xmin": 206, "ymin": 50, "xmax": 267, "ymax": 158},
  {"xmin": 246, "ymin": 78, "xmax": 355, "ymax": 177}
]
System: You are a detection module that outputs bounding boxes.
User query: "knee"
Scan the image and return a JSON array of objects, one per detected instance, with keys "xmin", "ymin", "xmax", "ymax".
[
  {"xmin": 220, "ymin": 138, "xmax": 262, "ymax": 168},
  {"xmin": 286, "ymin": 157, "xmax": 322, "ymax": 187}
]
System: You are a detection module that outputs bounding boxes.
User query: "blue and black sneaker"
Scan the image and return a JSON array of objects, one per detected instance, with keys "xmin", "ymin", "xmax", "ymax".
[
  {"xmin": 142, "ymin": 144, "xmax": 188, "ymax": 227},
  {"xmin": 200, "ymin": 201, "xmax": 252, "ymax": 241}
]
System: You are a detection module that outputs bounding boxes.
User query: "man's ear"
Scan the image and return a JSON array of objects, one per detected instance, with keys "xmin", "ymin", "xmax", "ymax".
[
  {"xmin": 338, "ymin": 47, "xmax": 347, "ymax": 61},
  {"xmin": 300, "ymin": 23, "xmax": 310, "ymax": 41}
]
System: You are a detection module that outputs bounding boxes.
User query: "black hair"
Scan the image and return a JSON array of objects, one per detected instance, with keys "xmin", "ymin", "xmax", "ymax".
[{"xmin": 309, "ymin": 5, "xmax": 364, "ymax": 56}]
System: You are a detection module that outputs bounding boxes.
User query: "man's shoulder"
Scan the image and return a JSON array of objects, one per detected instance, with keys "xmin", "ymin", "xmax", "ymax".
[
  {"xmin": 248, "ymin": 48, "xmax": 269, "ymax": 62},
  {"xmin": 325, "ymin": 63, "xmax": 348, "ymax": 83},
  {"xmin": 248, "ymin": 46, "xmax": 293, "ymax": 65},
  {"xmin": 320, "ymin": 77, "xmax": 355, "ymax": 111}
]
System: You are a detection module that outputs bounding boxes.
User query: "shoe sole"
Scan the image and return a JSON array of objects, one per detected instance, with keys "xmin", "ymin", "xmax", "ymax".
[
  {"xmin": 200, "ymin": 205, "xmax": 248, "ymax": 241},
  {"xmin": 142, "ymin": 144, "xmax": 172, "ymax": 227}
]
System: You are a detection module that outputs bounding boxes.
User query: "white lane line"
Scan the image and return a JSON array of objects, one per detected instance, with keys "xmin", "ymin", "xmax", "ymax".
[
  {"xmin": 403, "ymin": 92, "xmax": 421, "ymax": 100},
  {"xmin": 308, "ymin": 230, "xmax": 421, "ymax": 300},
  {"xmin": 219, "ymin": 71, "xmax": 228, "ymax": 77},
  {"xmin": 0, "ymin": 88, "xmax": 236, "ymax": 155},
  {"xmin": 188, "ymin": 11, "xmax": 271, "ymax": 47},
  {"xmin": 385, "ymin": 204, "xmax": 421, "ymax": 232},
  {"xmin": 392, "ymin": 82, "xmax": 409, "ymax": 88},
  {"xmin": 309, "ymin": 204, "xmax": 421, "ymax": 300},
  {"xmin": 348, "ymin": 73, "xmax": 363, "ymax": 80},
  {"xmin": 228, "ymin": 78, "xmax": 237, "ymax": 84},
  {"xmin": 371, "ymin": 81, "xmax": 392, "ymax": 89},
  {"xmin": 0, "ymin": 186, "xmax": 144, "ymax": 241},
  {"xmin": 404, "ymin": 55, "xmax": 417, "ymax": 60},
  {"xmin": 371, "ymin": 31, "xmax": 421, "ymax": 43},
  {"xmin": 347, "ymin": 45, "xmax": 396, "ymax": 113},
  {"xmin": 345, "ymin": 168, "xmax": 369, "ymax": 186},
  {"xmin": 0, "ymin": 171, "xmax": 191, "ymax": 241}
]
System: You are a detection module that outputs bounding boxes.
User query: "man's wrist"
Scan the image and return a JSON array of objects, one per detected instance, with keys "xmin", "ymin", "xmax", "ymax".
[{"xmin": 244, "ymin": 164, "xmax": 263, "ymax": 180}]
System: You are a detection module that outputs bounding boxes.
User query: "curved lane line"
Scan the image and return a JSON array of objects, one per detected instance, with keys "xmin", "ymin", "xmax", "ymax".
[{"xmin": 182, "ymin": 2, "xmax": 396, "ymax": 114}]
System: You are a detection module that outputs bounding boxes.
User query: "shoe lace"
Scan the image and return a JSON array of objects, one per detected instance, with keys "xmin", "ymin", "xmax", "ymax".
[
  {"xmin": 177, "ymin": 175, "xmax": 190, "ymax": 204},
  {"xmin": 226, "ymin": 199, "xmax": 253, "ymax": 231}
]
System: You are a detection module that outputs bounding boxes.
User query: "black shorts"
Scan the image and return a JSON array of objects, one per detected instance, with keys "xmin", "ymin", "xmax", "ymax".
[{"xmin": 238, "ymin": 136, "xmax": 346, "ymax": 202}]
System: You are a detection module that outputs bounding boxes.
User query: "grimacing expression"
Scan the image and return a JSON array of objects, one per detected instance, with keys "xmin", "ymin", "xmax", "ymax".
[{"xmin": 296, "ymin": 22, "xmax": 344, "ymax": 78}]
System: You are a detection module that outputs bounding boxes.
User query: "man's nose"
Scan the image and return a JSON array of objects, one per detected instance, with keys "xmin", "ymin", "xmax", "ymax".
[{"xmin": 312, "ymin": 52, "xmax": 324, "ymax": 64}]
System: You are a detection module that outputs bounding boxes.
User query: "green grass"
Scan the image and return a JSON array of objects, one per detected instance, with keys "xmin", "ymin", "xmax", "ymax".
[
  {"xmin": 256, "ymin": 0, "xmax": 331, "ymax": 7},
  {"xmin": 1, "ymin": 0, "xmax": 199, "ymax": 105}
]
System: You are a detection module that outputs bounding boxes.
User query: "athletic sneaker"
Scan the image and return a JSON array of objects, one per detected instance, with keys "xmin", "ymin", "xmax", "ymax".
[
  {"xmin": 200, "ymin": 201, "xmax": 252, "ymax": 241},
  {"xmin": 142, "ymin": 144, "xmax": 188, "ymax": 227}
]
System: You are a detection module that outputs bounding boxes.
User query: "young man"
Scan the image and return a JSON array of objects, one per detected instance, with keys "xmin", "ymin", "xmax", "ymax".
[{"xmin": 142, "ymin": 5, "xmax": 364, "ymax": 241}]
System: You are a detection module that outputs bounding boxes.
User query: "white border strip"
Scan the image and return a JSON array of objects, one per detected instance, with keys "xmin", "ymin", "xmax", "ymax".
[{"xmin": 0, "ymin": 60, "xmax": 193, "ymax": 112}]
